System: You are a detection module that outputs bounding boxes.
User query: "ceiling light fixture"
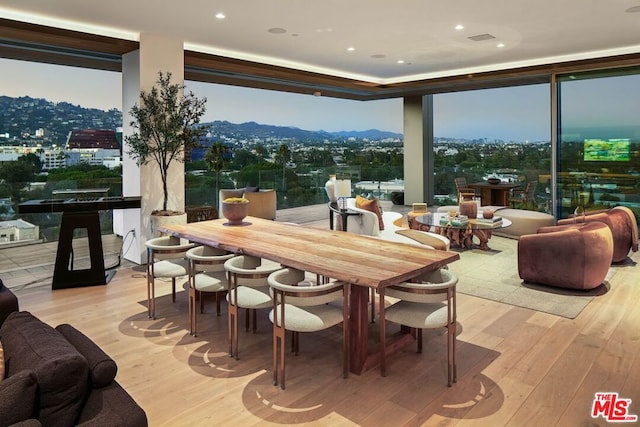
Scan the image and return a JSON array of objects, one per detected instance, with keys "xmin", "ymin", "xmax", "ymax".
[
  {"xmin": 347, "ymin": 46, "xmax": 355, "ymax": 52},
  {"xmin": 397, "ymin": 60, "xmax": 405, "ymax": 64},
  {"xmin": 268, "ymin": 27, "xmax": 287, "ymax": 34},
  {"xmin": 370, "ymin": 54, "xmax": 386, "ymax": 59},
  {"xmin": 215, "ymin": 12, "xmax": 225, "ymax": 19},
  {"xmin": 455, "ymin": 24, "xmax": 464, "ymax": 30},
  {"xmin": 626, "ymin": 5, "xmax": 640, "ymax": 12},
  {"xmin": 497, "ymin": 43, "xmax": 505, "ymax": 48}
]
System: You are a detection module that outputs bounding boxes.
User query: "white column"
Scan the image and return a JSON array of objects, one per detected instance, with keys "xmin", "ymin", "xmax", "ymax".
[
  {"xmin": 403, "ymin": 96, "xmax": 433, "ymax": 205},
  {"xmin": 121, "ymin": 33, "xmax": 185, "ymax": 264}
]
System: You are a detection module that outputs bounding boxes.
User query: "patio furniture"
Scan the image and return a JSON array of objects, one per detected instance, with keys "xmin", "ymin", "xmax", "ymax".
[
  {"xmin": 557, "ymin": 206, "xmax": 638, "ymax": 263},
  {"xmin": 517, "ymin": 221, "xmax": 613, "ymax": 290},
  {"xmin": 454, "ymin": 177, "xmax": 477, "ymax": 203},
  {"xmin": 145, "ymin": 236, "xmax": 195, "ymax": 319},
  {"xmin": 186, "ymin": 246, "xmax": 236, "ymax": 336},
  {"xmin": 268, "ymin": 268, "xmax": 349, "ymax": 389},
  {"xmin": 224, "ymin": 255, "xmax": 282, "ymax": 359},
  {"xmin": 468, "ymin": 181, "xmax": 521, "ymax": 206},
  {"xmin": 381, "ymin": 268, "xmax": 458, "ymax": 385},
  {"xmin": 511, "ymin": 180, "xmax": 538, "ymax": 208}
]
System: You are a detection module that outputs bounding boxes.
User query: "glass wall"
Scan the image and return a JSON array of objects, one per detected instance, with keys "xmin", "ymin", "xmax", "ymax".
[
  {"xmin": 433, "ymin": 85, "xmax": 552, "ymax": 211},
  {"xmin": 557, "ymin": 69, "xmax": 640, "ymax": 220}
]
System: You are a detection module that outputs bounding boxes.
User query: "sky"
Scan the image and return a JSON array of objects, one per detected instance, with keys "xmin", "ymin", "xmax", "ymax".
[{"xmin": 3, "ymin": 57, "xmax": 637, "ymax": 142}]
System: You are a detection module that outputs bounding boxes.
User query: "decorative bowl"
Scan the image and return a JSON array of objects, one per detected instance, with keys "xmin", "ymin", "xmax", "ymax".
[
  {"xmin": 487, "ymin": 178, "xmax": 501, "ymax": 185},
  {"xmin": 222, "ymin": 199, "xmax": 250, "ymax": 225}
]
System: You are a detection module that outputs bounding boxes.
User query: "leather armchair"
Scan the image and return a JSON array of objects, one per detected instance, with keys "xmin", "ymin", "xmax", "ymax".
[
  {"xmin": 557, "ymin": 206, "xmax": 638, "ymax": 263},
  {"xmin": 517, "ymin": 221, "xmax": 613, "ymax": 290}
]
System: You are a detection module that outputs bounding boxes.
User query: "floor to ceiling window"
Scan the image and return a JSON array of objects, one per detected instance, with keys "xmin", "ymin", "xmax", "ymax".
[
  {"xmin": 556, "ymin": 69, "xmax": 640, "ymax": 220},
  {"xmin": 433, "ymin": 84, "xmax": 551, "ymax": 211}
]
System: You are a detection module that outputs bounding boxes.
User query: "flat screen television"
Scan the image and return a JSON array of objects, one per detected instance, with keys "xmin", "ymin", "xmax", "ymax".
[{"xmin": 583, "ymin": 138, "xmax": 630, "ymax": 162}]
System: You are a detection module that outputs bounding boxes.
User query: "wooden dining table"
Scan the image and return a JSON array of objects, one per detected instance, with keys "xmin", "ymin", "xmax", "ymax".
[{"xmin": 159, "ymin": 217, "xmax": 460, "ymax": 375}]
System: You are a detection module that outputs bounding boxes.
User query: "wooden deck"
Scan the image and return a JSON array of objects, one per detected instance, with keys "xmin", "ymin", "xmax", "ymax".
[{"xmin": 3, "ymin": 203, "xmax": 640, "ymax": 426}]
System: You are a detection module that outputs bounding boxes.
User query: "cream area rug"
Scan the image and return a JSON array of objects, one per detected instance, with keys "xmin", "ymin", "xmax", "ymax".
[{"xmin": 446, "ymin": 235, "xmax": 620, "ymax": 319}]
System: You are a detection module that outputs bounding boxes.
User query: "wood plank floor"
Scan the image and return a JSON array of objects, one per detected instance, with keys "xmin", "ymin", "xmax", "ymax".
[{"xmin": 4, "ymin": 204, "xmax": 640, "ymax": 426}]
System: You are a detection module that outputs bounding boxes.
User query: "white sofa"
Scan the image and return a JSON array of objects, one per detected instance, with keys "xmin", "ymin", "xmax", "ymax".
[{"xmin": 341, "ymin": 198, "xmax": 450, "ymax": 250}]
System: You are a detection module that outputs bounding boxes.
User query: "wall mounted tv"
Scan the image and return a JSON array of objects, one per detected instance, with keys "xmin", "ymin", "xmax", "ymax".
[{"xmin": 584, "ymin": 138, "xmax": 631, "ymax": 162}]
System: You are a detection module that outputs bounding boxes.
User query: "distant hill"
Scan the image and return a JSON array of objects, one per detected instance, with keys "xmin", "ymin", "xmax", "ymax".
[
  {"xmin": 203, "ymin": 120, "xmax": 402, "ymax": 142},
  {"xmin": 0, "ymin": 95, "xmax": 401, "ymax": 145}
]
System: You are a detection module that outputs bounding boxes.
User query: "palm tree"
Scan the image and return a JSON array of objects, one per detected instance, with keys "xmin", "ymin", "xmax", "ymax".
[
  {"xmin": 275, "ymin": 143, "xmax": 292, "ymax": 192},
  {"xmin": 205, "ymin": 141, "xmax": 229, "ymax": 207}
]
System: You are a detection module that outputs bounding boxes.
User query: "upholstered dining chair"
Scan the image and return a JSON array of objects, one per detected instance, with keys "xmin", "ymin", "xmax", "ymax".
[
  {"xmin": 145, "ymin": 236, "xmax": 196, "ymax": 319},
  {"xmin": 224, "ymin": 255, "xmax": 282, "ymax": 359},
  {"xmin": 379, "ymin": 268, "xmax": 458, "ymax": 386},
  {"xmin": 186, "ymin": 246, "xmax": 236, "ymax": 337},
  {"xmin": 267, "ymin": 267, "xmax": 350, "ymax": 390}
]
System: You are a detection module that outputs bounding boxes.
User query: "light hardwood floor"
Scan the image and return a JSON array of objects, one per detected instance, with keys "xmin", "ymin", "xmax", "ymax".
[{"xmin": 6, "ymin": 206, "xmax": 640, "ymax": 426}]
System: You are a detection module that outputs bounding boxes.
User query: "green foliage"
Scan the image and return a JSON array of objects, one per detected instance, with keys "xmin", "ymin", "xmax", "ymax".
[{"xmin": 125, "ymin": 71, "xmax": 207, "ymax": 211}]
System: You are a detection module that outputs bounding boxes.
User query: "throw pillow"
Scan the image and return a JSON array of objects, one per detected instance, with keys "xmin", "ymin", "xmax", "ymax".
[
  {"xmin": 0, "ymin": 369, "xmax": 38, "ymax": 426},
  {"xmin": 355, "ymin": 195, "xmax": 384, "ymax": 231}
]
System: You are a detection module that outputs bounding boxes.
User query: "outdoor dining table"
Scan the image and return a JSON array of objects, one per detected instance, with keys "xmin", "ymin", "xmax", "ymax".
[{"xmin": 159, "ymin": 216, "xmax": 460, "ymax": 375}]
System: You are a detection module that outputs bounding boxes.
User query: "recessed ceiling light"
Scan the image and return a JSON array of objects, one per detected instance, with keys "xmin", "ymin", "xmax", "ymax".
[
  {"xmin": 347, "ymin": 46, "xmax": 355, "ymax": 52},
  {"xmin": 626, "ymin": 5, "xmax": 640, "ymax": 12},
  {"xmin": 370, "ymin": 54, "xmax": 386, "ymax": 59},
  {"xmin": 268, "ymin": 27, "xmax": 287, "ymax": 34},
  {"xmin": 397, "ymin": 60, "xmax": 405, "ymax": 64},
  {"xmin": 497, "ymin": 43, "xmax": 505, "ymax": 48},
  {"xmin": 455, "ymin": 24, "xmax": 464, "ymax": 30},
  {"xmin": 215, "ymin": 12, "xmax": 226, "ymax": 19}
]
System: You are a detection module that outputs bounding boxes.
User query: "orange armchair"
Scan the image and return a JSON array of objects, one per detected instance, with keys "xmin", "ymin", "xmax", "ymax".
[
  {"xmin": 518, "ymin": 221, "xmax": 613, "ymax": 290},
  {"xmin": 557, "ymin": 206, "xmax": 638, "ymax": 263}
]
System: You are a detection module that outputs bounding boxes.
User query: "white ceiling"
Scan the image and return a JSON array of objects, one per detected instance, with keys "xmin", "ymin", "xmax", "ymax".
[{"xmin": 1, "ymin": 0, "xmax": 640, "ymax": 85}]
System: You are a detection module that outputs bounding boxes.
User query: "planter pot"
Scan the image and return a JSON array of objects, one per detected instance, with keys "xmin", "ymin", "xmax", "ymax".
[
  {"xmin": 222, "ymin": 201, "xmax": 250, "ymax": 225},
  {"xmin": 150, "ymin": 212, "xmax": 187, "ymax": 237}
]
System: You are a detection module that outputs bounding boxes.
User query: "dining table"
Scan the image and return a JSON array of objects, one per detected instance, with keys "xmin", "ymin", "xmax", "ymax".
[
  {"xmin": 468, "ymin": 181, "xmax": 522, "ymax": 206},
  {"xmin": 159, "ymin": 216, "xmax": 460, "ymax": 375}
]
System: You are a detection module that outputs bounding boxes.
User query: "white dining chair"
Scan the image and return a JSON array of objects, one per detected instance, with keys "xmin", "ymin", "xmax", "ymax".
[
  {"xmin": 145, "ymin": 236, "xmax": 195, "ymax": 319},
  {"xmin": 268, "ymin": 267, "xmax": 350, "ymax": 389},
  {"xmin": 224, "ymin": 255, "xmax": 282, "ymax": 359},
  {"xmin": 379, "ymin": 268, "xmax": 458, "ymax": 386},
  {"xmin": 186, "ymin": 246, "xmax": 236, "ymax": 337}
]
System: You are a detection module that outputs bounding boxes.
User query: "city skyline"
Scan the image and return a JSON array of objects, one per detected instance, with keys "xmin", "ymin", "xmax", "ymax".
[{"xmin": 4, "ymin": 57, "xmax": 637, "ymax": 143}]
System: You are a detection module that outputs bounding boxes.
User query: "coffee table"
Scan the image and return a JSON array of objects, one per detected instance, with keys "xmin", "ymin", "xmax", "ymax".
[{"xmin": 412, "ymin": 212, "xmax": 511, "ymax": 251}]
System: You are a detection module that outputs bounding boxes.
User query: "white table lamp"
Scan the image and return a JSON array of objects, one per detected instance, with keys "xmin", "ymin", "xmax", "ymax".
[{"xmin": 335, "ymin": 179, "xmax": 352, "ymax": 210}]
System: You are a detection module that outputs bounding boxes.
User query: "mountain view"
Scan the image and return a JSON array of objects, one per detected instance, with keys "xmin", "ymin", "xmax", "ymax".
[{"xmin": 0, "ymin": 96, "xmax": 402, "ymax": 146}]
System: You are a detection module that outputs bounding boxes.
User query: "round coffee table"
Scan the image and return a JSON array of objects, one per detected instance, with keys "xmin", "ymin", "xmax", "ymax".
[{"xmin": 411, "ymin": 212, "xmax": 512, "ymax": 251}]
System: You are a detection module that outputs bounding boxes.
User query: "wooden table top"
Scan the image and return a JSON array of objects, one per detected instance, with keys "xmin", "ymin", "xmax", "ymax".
[{"xmin": 159, "ymin": 217, "xmax": 459, "ymax": 289}]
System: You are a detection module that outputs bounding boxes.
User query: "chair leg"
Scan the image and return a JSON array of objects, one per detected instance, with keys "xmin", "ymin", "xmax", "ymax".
[
  {"xmin": 417, "ymin": 328, "xmax": 423, "ymax": 353},
  {"xmin": 379, "ymin": 289, "xmax": 387, "ymax": 377},
  {"xmin": 216, "ymin": 292, "xmax": 222, "ymax": 316},
  {"xmin": 189, "ymin": 287, "xmax": 196, "ymax": 336},
  {"xmin": 245, "ymin": 309, "xmax": 250, "ymax": 332},
  {"xmin": 171, "ymin": 278, "xmax": 176, "ymax": 302},
  {"xmin": 370, "ymin": 288, "xmax": 376, "ymax": 323},
  {"xmin": 200, "ymin": 291, "xmax": 205, "ymax": 314}
]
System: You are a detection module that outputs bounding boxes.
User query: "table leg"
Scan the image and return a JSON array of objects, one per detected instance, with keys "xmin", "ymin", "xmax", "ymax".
[
  {"xmin": 349, "ymin": 285, "xmax": 369, "ymax": 375},
  {"xmin": 472, "ymin": 229, "xmax": 493, "ymax": 251}
]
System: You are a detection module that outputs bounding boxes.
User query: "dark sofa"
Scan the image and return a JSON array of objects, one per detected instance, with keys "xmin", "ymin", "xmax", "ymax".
[{"xmin": 0, "ymin": 281, "xmax": 147, "ymax": 427}]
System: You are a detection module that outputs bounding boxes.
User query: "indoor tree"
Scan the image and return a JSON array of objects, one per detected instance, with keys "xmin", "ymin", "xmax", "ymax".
[{"xmin": 125, "ymin": 71, "xmax": 207, "ymax": 213}]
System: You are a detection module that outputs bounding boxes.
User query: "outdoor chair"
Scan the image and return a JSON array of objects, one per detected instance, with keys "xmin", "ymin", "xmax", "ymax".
[
  {"xmin": 454, "ymin": 177, "xmax": 477, "ymax": 203},
  {"xmin": 511, "ymin": 180, "xmax": 537, "ymax": 209}
]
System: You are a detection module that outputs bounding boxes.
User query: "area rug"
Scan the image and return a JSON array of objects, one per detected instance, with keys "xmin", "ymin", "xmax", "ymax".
[{"xmin": 447, "ymin": 236, "xmax": 615, "ymax": 319}]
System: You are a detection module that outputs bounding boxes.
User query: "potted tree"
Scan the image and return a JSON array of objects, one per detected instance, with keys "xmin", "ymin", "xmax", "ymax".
[{"xmin": 125, "ymin": 71, "xmax": 207, "ymax": 233}]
